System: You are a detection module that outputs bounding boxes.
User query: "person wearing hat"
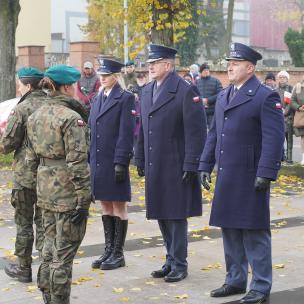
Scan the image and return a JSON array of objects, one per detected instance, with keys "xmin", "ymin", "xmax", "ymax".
[
  {"xmin": 0, "ymin": 67, "xmax": 46, "ymax": 283},
  {"xmin": 90, "ymin": 59, "xmax": 135, "ymax": 271},
  {"xmin": 26, "ymin": 64, "xmax": 91, "ymax": 304},
  {"xmin": 123, "ymin": 59, "xmax": 137, "ymax": 90},
  {"xmin": 135, "ymin": 44, "xmax": 207, "ymax": 282},
  {"xmin": 196, "ymin": 63, "xmax": 223, "ymax": 128},
  {"xmin": 199, "ymin": 42, "xmax": 285, "ymax": 303},
  {"xmin": 76, "ymin": 61, "xmax": 101, "ymax": 112},
  {"xmin": 264, "ymin": 72, "xmax": 277, "ymax": 90},
  {"xmin": 277, "ymin": 71, "xmax": 294, "ymax": 163}
]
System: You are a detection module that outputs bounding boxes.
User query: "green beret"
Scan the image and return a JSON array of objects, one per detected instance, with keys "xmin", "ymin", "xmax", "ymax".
[
  {"xmin": 126, "ymin": 60, "xmax": 135, "ymax": 66},
  {"xmin": 17, "ymin": 67, "xmax": 44, "ymax": 79},
  {"xmin": 44, "ymin": 64, "xmax": 81, "ymax": 85}
]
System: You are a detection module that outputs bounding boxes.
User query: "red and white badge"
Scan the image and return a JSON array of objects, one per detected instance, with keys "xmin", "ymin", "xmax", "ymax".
[
  {"xmin": 275, "ymin": 102, "xmax": 282, "ymax": 110},
  {"xmin": 131, "ymin": 109, "xmax": 137, "ymax": 116},
  {"xmin": 192, "ymin": 96, "xmax": 200, "ymax": 103},
  {"xmin": 77, "ymin": 119, "xmax": 85, "ymax": 126}
]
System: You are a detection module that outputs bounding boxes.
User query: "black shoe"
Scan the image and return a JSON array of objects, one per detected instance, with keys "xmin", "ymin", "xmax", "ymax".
[
  {"xmin": 240, "ymin": 290, "xmax": 268, "ymax": 303},
  {"xmin": 4, "ymin": 263, "xmax": 32, "ymax": 283},
  {"xmin": 42, "ymin": 292, "xmax": 51, "ymax": 304},
  {"xmin": 91, "ymin": 215, "xmax": 115, "ymax": 269},
  {"xmin": 210, "ymin": 284, "xmax": 246, "ymax": 298},
  {"xmin": 101, "ymin": 217, "xmax": 128, "ymax": 270},
  {"xmin": 151, "ymin": 265, "xmax": 171, "ymax": 278},
  {"xmin": 164, "ymin": 270, "xmax": 188, "ymax": 282}
]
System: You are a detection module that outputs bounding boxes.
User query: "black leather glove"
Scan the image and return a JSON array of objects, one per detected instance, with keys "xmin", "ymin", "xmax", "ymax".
[
  {"xmin": 114, "ymin": 164, "xmax": 127, "ymax": 183},
  {"xmin": 200, "ymin": 172, "xmax": 211, "ymax": 190},
  {"xmin": 137, "ymin": 166, "xmax": 145, "ymax": 177},
  {"xmin": 71, "ymin": 208, "xmax": 89, "ymax": 225},
  {"xmin": 182, "ymin": 171, "xmax": 197, "ymax": 183},
  {"xmin": 254, "ymin": 177, "xmax": 271, "ymax": 191}
]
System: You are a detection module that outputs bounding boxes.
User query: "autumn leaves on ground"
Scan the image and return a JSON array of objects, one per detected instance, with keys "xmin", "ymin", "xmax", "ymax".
[{"xmin": 0, "ymin": 161, "xmax": 303, "ymax": 303}]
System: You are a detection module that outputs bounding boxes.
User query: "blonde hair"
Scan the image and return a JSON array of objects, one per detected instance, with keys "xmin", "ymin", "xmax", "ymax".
[{"xmin": 114, "ymin": 73, "xmax": 126, "ymax": 90}]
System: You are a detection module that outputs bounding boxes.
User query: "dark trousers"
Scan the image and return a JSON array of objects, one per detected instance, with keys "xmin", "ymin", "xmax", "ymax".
[
  {"xmin": 158, "ymin": 219, "xmax": 188, "ymax": 272},
  {"xmin": 206, "ymin": 114, "xmax": 214, "ymax": 129},
  {"xmin": 222, "ymin": 228, "xmax": 272, "ymax": 295}
]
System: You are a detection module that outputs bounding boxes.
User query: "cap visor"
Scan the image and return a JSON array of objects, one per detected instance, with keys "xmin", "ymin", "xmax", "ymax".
[
  {"xmin": 225, "ymin": 57, "xmax": 246, "ymax": 61},
  {"xmin": 97, "ymin": 71, "xmax": 112, "ymax": 75},
  {"xmin": 146, "ymin": 57, "xmax": 164, "ymax": 63}
]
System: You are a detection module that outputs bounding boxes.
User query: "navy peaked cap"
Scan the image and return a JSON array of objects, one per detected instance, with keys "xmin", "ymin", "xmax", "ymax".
[
  {"xmin": 226, "ymin": 42, "xmax": 262, "ymax": 65},
  {"xmin": 97, "ymin": 59, "xmax": 124, "ymax": 75},
  {"xmin": 147, "ymin": 44, "xmax": 177, "ymax": 63}
]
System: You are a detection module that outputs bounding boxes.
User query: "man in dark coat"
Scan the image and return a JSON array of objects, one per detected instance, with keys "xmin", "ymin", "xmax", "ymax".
[
  {"xmin": 199, "ymin": 43, "xmax": 285, "ymax": 303},
  {"xmin": 135, "ymin": 44, "xmax": 207, "ymax": 283},
  {"xmin": 196, "ymin": 63, "xmax": 223, "ymax": 128}
]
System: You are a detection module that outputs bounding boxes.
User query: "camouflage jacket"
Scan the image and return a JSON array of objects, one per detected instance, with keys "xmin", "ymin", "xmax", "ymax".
[
  {"xmin": 0, "ymin": 90, "xmax": 47, "ymax": 189},
  {"xmin": 26, "ymin": 94, "xmax": 91, "ymax": 212}
]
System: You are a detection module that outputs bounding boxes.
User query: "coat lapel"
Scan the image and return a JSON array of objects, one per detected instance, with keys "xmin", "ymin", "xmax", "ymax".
[
  {"xmin": 218, "ymin": 86, "xmax": 232, "ymax": 109},
  {"xmin": 225, "ymin": 75, "xmax": 261, "ymax": 111},
  {"xmin": 148, "ymin": 72, "xmax": 180, "ymax": 114},
  {"xmin": 97, "ymin": 84, "xmax": 123, "ymax": 118}
]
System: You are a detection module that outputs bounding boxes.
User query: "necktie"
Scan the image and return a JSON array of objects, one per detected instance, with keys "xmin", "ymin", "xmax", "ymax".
[
  {"xmin": 103, "ymin": 94, "xmax": 107, "ymax": 104},
  {"xmin": 229, "ymin": 87, "xmax": 238, "ymax": 103}
]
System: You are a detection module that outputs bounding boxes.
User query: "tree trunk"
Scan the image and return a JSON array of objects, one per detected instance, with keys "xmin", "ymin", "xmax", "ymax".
[
  {"xmin": 151, "ymin": 0, "xmax": 174, "ymax": 46},
  {"xmin": 0, "ymin": 0, "xmax": 20, "ymax": 102},
  {"xmin": 225, "ymin": 0, "xmax": 235, "ymax": 56}
]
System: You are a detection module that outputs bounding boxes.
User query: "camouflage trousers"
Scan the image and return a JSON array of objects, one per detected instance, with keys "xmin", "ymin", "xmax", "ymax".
[
  {"xmin": 38, "ymin": 209, "xmax": 87, "ymax": 304},
  {"xmin": 11, "ymin": 187, "xmax": 44, "ymax": 266}
]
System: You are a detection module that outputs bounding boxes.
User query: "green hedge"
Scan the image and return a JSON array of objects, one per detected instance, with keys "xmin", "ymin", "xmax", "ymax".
[{"xmin": 0, "ymin": 153, "xmax": 13, "ymax": 167}]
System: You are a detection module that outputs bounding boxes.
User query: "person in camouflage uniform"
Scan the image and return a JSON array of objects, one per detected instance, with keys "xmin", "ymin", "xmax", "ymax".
[
  {"xmin": 26, "ymin": 64, "xmax": 91, "ymax": 304},
  {"xmin": 277, "ymin": 71, "xmax": 294, "ymax": 163},
  {"xmin": 0, "ymin": 67, "xmax": 46, "ymax": 283}
]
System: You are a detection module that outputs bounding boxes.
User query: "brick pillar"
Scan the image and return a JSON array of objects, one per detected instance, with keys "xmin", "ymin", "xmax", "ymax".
[
  {"xmin": 69, "ymin": 41, "xmax": 100, "ymax": 71},
  {"xmin": 17, "ymin": 46, "xmax": 45, "ymax": 71}
]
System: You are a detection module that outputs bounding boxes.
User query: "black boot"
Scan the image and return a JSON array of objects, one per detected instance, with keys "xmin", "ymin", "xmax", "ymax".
[
  {"xmin": 101, "ymin": 217, "xmax": 128, "ymax": 270},
  {"xmin": 42, "ymin": 291, "xmax": 51, "ymax": 304},
  {"xmin": 91, "ymin": 215, "xmax": 115, "ymax": 269},
  {"xmin": 4, "ymin": 263, "xmax": 32, "ymax": 283}
]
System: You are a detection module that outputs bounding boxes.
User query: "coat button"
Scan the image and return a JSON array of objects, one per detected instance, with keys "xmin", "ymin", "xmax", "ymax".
[
  {"xmin": 97, "ymin": 122, "xmax": 100, "ymax": 125},
  {"xmin": 149, "ymin": 131, "xmax": 152, "ymax": 134},
  {"xmin": 97, "ymin": 135, "xmax": 100, "ymax": 138},
  {"xmin": 149, "ymin": 162, "xmax": 152, "ymax": 166},
  {"xmin": 219, "ymin": 167, "xmax": 223, "ymax": 170},
  {"xmin": 221, "ymin": 133, "xmax": 225, "ymax": 137},
  {"xmin": 224, "ymin": 117, "xmax": 228, "ymax": 120},
  {"xmin": 149, "ymin": 115, "xmax": 153, "ymax": 118},
  {"xmin": 97, "ymin": 163, "xmax": 100, "ymax": 166},
  {"xmin": 149, "ymin": 146, "xmax": 152, "ymax": 150},
  {"xmin": 221, "ymin": 150, "xmax": 224, "ymax": 154},
  {"xmin": 97, "ymin": 149, "xmax": 100, "ymax": 152}
]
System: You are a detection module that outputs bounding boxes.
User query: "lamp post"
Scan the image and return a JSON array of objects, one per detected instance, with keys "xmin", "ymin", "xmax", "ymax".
[{"xmin": 124, "ymin": 0, "xmax": 128, "ymax": 65}]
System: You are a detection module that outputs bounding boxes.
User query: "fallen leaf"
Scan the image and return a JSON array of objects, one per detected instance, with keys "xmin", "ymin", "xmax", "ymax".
[
  {"xmin": 113, "ymin": 287, "xmax": 124, "ymax": 293},
  {"xmin": 174, "ymin": 294, "xmax": 189, "ymax": 299}
]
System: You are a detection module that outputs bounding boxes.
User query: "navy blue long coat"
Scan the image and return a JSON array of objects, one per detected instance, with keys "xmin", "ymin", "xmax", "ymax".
[
  {"xmin": 89, "ymin": 83, "xmax": 135, "ymax": 201},
  {"xmin": 135, "ymin": 72, "xmax": 207, "ymax": 220},
  {"xmin": 199, "ymin": 75, "xmax": 285, "ymax": 229}
]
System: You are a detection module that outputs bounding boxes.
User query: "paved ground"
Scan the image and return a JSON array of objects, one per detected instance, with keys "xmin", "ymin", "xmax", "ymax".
[{"xmin": 0, "ymin": 167, "xmax": 303, "ymax": 304}]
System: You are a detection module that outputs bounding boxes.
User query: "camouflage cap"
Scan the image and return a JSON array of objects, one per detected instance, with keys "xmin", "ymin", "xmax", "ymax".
[
  {"xmin": 17, "ymin": 67, "xmax": 44, "ymax": 79},
  {"xmin": 45, "ymin": 64, "xmax": 81, "ymax": 85}
]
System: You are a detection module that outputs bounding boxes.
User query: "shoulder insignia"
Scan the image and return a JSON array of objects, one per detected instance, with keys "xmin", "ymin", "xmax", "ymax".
[
  {"xmin": 192, "ymin": 96, "xmax": 201, "ymax": 103},
  {"xmin": 77, "ymin": 119, "xmax": 85, "ymax": 126},
  {"xmin": 275, "ymin": 102, "xmax": 282, "ymax": 110},
  {"xmin": 131, "ymin": 109, "xmax": 137, "ymax": 116}
]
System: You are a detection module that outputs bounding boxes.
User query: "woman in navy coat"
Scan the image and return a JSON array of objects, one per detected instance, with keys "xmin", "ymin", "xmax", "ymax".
[{"xmin": 89, "ymin": 59, "xmax": 135, "ymax": 270}]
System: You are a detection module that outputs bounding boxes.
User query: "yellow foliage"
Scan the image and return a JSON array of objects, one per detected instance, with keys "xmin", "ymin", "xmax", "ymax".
[{"xmin": 85, "ymin": 0, "xmax": 194, "ymax": 58}]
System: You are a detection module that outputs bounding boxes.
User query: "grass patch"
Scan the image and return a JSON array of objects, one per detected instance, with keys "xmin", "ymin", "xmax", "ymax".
[{"xmin": 0, "ymin": 153, "xmax": 13, "ymax": 167}]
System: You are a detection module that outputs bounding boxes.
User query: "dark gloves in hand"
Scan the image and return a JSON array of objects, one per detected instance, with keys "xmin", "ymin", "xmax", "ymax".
[
  {"xmin": 182, "ymin": 171, "xmax": 197, "ymax": 183},
  {"xmin": 114, "ymin": 164, "xmax": 127, "ymax": 183},
  {"xmin": 254, "ymin": 177, "xmax": 271, "ymax": 191},
  {"xmin": 200, "ymin": 172, "xmax": 211, "ymax": 190},
  {"xmin": 71, "ymin": 208, "xmax": 88, "ymax": 225},
  {"xmin": 137, "ymin": 166, "xmax": 145, "ymax": 177}
]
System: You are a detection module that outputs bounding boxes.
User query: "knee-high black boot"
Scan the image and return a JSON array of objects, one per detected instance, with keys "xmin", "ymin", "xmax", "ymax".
[
  {"xmin": 91, "ymin": 215, "xmax": 115, "ymax": 269},
  {"xmin": 101, "ymin": 216, "xmax": 128, "ymax": 270}
]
